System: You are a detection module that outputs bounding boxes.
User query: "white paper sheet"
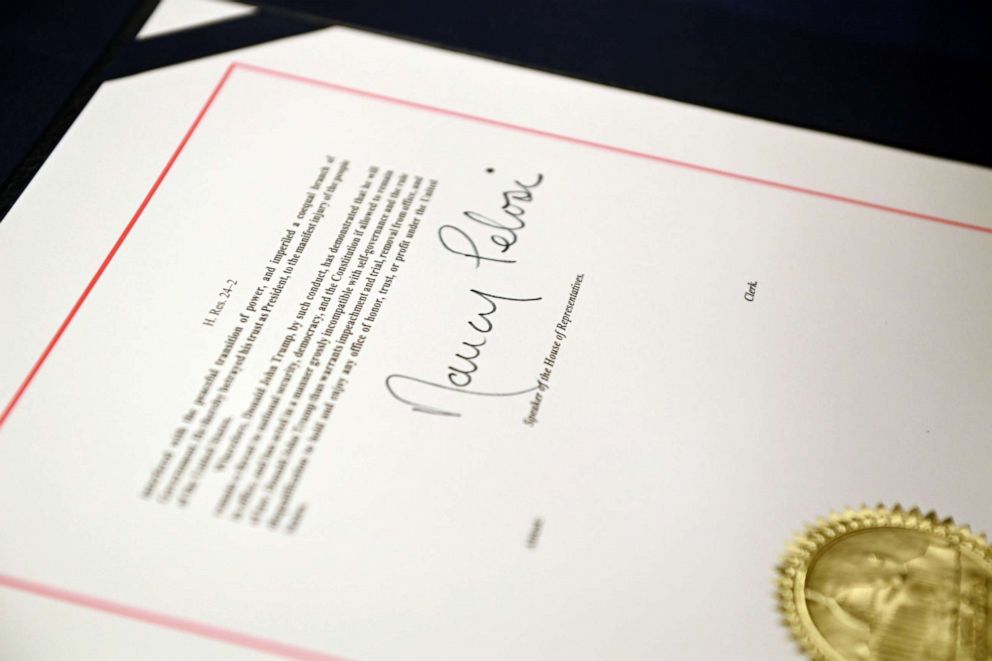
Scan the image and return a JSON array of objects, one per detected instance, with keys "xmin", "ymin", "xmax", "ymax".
[{"xmin": 1, "ymin": 17, "xmax": 990, "ymax": 661}]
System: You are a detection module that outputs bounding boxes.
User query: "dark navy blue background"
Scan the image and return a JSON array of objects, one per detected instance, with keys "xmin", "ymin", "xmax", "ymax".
[{"xmin": 1, "ymin": 0, "xmax": 990, "ymax": 217}]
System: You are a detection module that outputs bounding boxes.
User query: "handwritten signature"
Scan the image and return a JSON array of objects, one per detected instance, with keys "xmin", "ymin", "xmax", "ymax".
[
  {"xmin": 386, "ymin": 173, "xmax": 545, "ymax": 416},
  {"xmin": 436, "ymin": 174, "xmax": 543, "ymax": 267},
  {"xmin": 386, "ymin": 290, "xmax": 541, "ymax": 416}
]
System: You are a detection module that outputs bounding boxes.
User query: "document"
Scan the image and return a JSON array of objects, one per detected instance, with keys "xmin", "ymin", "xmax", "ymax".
[{"xmin": 1, "ymin": 19, "xmax": 990, "ymax": 661}]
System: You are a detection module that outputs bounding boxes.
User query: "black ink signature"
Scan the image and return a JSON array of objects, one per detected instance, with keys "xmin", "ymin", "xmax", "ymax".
[
  {"xmin": 385, "ymin": 289, "xmax": 541, "ymax": 416},
  {"xmin": 384, "ymin": 375, "xmax": 539, "ymax": 417},
  {"xmin": 437, "ymin": 174, "xmax": 543, "ymax": 268}
]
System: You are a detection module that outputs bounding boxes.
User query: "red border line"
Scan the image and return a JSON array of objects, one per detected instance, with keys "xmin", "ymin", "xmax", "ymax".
[
  {"xmin": 0, "ymin": 63, "xmax": 234, "ymax": 430},
  {"xmin": 3, "ymin": 62, "xmax": 990, "ymax": 430},
  {"xmin": 0, "ymin": 572, "xmax": 347, "ymax": 661},
  {"xmin": 1, "ymin": 60, "xmax": 990, "ymax": 659},
  {"xmin": 237, "ymin": 61, "xmax": 991, "ymax": 235}
]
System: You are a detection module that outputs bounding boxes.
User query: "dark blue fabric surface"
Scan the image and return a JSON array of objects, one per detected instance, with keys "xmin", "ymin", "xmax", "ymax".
[
  {"xmin": 0, "ymin": 0, "xmax": 157, "ymax": 217},
  {"xmin": 1, "ymin": 0, "xmax": 989, "ymax": 218},
  {"xmin": 268, "ymin": 0, "xmax": 992, "ymax": 166}
]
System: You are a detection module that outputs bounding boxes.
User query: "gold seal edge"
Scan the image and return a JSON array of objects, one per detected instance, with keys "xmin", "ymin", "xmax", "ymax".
[{"xmin": 775, "ymin": 503, "xmax": 992, "ymax": 661}]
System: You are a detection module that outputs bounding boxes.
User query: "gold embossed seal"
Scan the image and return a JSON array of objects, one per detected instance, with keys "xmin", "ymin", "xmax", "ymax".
[{"xmin": 777, "ymin": 505, "xmax": 992, "ymax": 660}]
